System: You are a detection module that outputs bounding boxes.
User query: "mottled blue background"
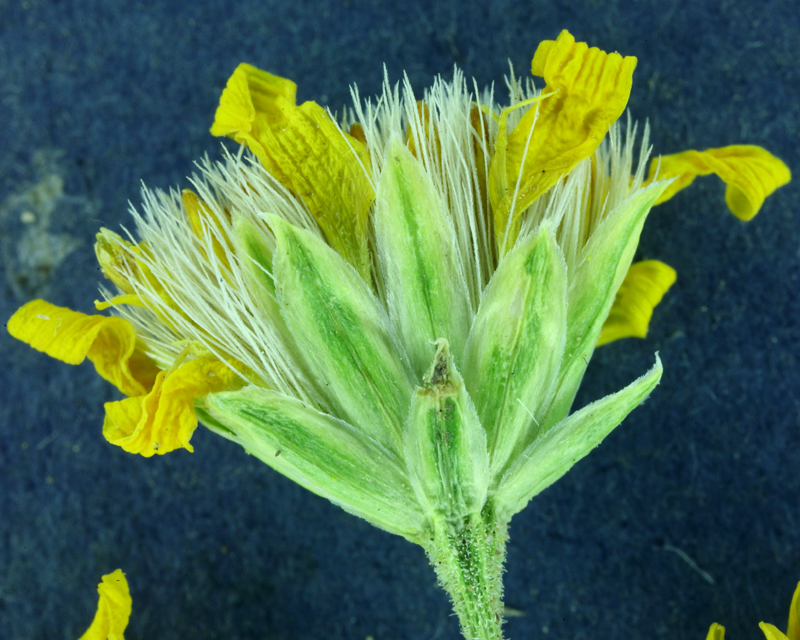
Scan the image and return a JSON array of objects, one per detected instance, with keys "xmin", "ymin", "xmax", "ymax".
[{"xmin": 1, "ymin": 0, "xmax": 798, "ymax": 638}]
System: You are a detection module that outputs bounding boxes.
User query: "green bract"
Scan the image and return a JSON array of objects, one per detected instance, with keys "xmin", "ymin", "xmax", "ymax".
[
  {"xmin": 206, "ymin": 143, "xmax": 666, "ymax": 536},
  {"xmin": 203, "ymin": 126, "xmax": 667, "ymax": 639}
]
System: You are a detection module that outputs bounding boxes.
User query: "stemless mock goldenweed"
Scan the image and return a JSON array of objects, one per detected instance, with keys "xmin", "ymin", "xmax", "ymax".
[{"xmin": 9, "ymin": 30, "xmax": 790, "ymax": 640}]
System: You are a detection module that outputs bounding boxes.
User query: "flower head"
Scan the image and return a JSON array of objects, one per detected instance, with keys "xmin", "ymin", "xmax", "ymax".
[
  {"xmin": 8, "ymin": 30, "xmax": 789, "ymax": 532},
  {"xmin": 9, "ymin": 29, "xmax": 791, "ymax": 640}
]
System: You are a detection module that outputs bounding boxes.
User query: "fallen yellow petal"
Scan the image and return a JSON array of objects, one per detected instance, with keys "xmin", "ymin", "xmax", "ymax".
[
  {"xmin": 649, "ymin": 145, "xmax": 791, "ymax": 221},
  {"xmin": 102, "ymin": 357, "xmax": 239, "ymax": 456},
  {"xmin": 210, "ymin": 63, "xmax": 374, "ymax": 280},
  {"xmin": 706, "ymin": 622, "xmax": 726, "ymax": 640},
  {"xmin": 489, "ymin": 30, "xmax": 637, "ymax": 253},
  {"xmin": 597, "ymin": 260, "xmax": 677, "ymax": 347},
  {"xmin": 7, "ymin": 300, "xmax": 158, "ymax": 397},
  {"xmin": 77, "ymin": 569, "xmax": 131, "ymax": 640}
]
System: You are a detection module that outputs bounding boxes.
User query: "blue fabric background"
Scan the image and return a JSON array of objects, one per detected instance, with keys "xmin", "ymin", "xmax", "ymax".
[{"xmin": 1, "ymin": 0, "xmax": 798, "ymax": 638}]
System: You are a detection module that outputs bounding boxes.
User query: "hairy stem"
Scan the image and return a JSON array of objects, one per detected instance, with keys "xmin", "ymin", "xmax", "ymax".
[{"xmin": 423, "ymin": 510, "xmax": 508, "ymax": 640}]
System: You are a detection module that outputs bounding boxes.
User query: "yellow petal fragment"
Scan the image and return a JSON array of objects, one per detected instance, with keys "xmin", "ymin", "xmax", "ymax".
[
  {"xmin": 102, "ymin": 358, "xmax": 239, "ymax": 457},
  {"xmin": 787, "ymin": 582, "xmax": 800, "ymax": 640},
  {"xmin": 94, "ymin": 294, "xmax": 146, "ymax": 311},
  {"xmin": 706, "ymin": 622, "xmax": 726, "ymax": 640},
  {"xmin": 210, "ymin": 63, "xmax": 374, "ymax": 280},
  {"xmin": 761, "ymin": 622, "xmax": 791, "ymax": 640},
  {"xmin": 489, "ymin": 30, "xmax": 637, "ymax": 253},
  {"xmin": 95, "ymin": 228, "xmax": 141, "ymax": 296},
  {"xmin": 597, "ymin": 260, "xmax": 677, "ymax": 347},
  {"xmin": 209, "ymin": 62, "xmax": 297, "ymax": 142},
  {"xmin": 7, "ymin": 300, "xmax": 158, "ymax": 397},
  {"xmin": 182, "ymin": 189, "xmax": 232, "ymax": 271},
  {"xmin": 95, "ymin": 229, "xmax": 191, "ymax": 334},
  {"xmin": 77, "ymin": 569, "xmax": 131, "ymax": 640},
  {"xmin": 649, "ymin": 145, "xmax": 791, "ymax": 221},
  {"xmin": 406, "ymin": 101, "xmax": 441, "ymax": 162},
  {"xmin": 349, "ymin": 122, "xmax": 367, "ymax": 146}
]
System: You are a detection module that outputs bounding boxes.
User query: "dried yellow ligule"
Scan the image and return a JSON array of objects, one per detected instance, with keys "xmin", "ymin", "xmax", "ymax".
[
  {"xmin": 788, "ymin": 582, "xmax": 800, "ymax": 640},
  {"xmin": 406, "ymin": 101, "xmax": 441, "ymax": 162},
  {"xmin": 7, "ymin": 300, "xmax": 158, "ymax": 397},
  {"xmin": 77, "ymin": 569, "xmax": 131, "ymax": 640},
  {"xmin": 349, "ymin": 121, "xmax": 367, "ymax": 146},
  {"xmin": 649, "ymin": 145, "xmax": 791, "ymax": 220},
  {"xmin": 95, "ymin": 228, "xmax": 140, "ymax": 295},
  {"xmin": 470, "ymin": 106, "xmax": 492, "ymax": 202},
  {"xmin": 209, "ymin": 62, "xmax": 297, "ymax": 145},
  {"xmin": 597, "ymin": 260, "xmax": 677, "ymax": 347},
  {"xmin": 102, "ymin": 358, "xmax": 239, "ymax": 456},
  {"xmin": 706, "ymin": 623, "xmax": 726, "ymax": 640},
  {"xmin": 210, "ymin": 63, "xmax": 374, "ymax": 280},
  {"xmin": 760, "ymin": 623, "xmax": 791, "ymax": 640},
  {"xmin": 182, "ymin": 189, "xmax": 232, "ymax": 271},
  {"xmin": 94, "ymin": 295, "xmax": 146, "ymax": 311},
  {"xmin": 95, "ymin": 229, "xmax": 190, "ymax": 332},
  {"xmin": 489, "ymin": 30, "xmax": 637, "ymax": 253},
  {"xmin": 487, "ymin": 96, "xmax": 545, "ymax": 253}
]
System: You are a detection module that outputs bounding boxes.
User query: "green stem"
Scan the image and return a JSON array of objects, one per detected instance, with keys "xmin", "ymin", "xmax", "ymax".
[{"xmin": 423, "ymin": 510, "xmax": 508, "ymax": 640}]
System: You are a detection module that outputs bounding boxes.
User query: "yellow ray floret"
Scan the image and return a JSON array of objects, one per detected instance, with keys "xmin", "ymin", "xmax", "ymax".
[
  {"xmin": 210, "ymin": 63, "xmax": 374, "ymax": 280},
  {"xmin": 77, "ymin": 569, "xmax": 131, "ymax": 640},
  {"xmin": 94, "ymin": 228, "xmax": 184, "ymax": 318},
  {"xmin": 760, "ymin": 624, "xmax": 791, "ymax": 640},
  {"xmin": 650, "ymin": 145, "xmax": 791, "ymax": 221},
  {"xmin": 182, "ymin": 188, "xmax": 233, "ymax": 272},
  {"xmin": 7, "ymin": 300, "xmax": 158, "ymax": 397},
  {"xmin": 597, "ymin": 260, "xmax": 677, "ymax": 347},
  {"xmin": 790, "ymin": 582, "xmax": 800, "ymax": 640},
  {"xmin": 210, "ymin": 62, "xmax": 297, "ymax": 136},
  {"xmin": 489, "ymin": 29, "xmax": 637, "ymax": 253},
  {"xmin": 706, "ymin": 622, "xmax": 726, "ymax": 640},
  {"xmin": 102, "ymin": 357, "xmax": 239, "ymax": 457}
]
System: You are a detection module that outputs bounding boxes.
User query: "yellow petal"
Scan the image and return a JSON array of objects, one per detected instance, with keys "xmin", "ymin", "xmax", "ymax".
[
  {"xmin": 209, "ymin": 62, "xmax": 297, "ymax": 144},
  {"xmin": 95, "ymin": 228, "xmax": 138, "ymax": 295},
  {"xmin": 7, "ymin": 300, "xmax": 158, "ymax": 397},
  {"xmin": 486, "ymin": 96, "xmax": 545, "ymax": 254},
  {"xmin": 787, "ymin": 582, "xmax": 800, "ymax": 640},
  {"xmin": 210, "ymin": 63, "xmax": 374, "ymax": 280},
  {"xmin": 94, "ymin": 294, "xmax": 146, "ymax": 311},
  {"xmin": 349, "ymin": 122, "xmax": 367, "ymax": 146},
  {"xmin": 706, "ymin": 622, "xmax": 726, "ymax": 640},
  {"xmin": 182, "ymin": 188, "xmax": 232, "ymax": 272},
  {"xmin": 489, "ymin": 30, "xmax": 637, "ymax": 253},
  {"xmin": 406, "ymin": 101, "xmax": 441, "ymax": 161},
  {"xmin": 761, "ymin": 622, "xmax": 791, "ymax": 640},
  {"xmin": 102, "ymin": 358, "xmax": 239, "ymax": 457},
  {"xmin": 649, "ymin": 145, "xmax": 791, "ymax": 221},
  {"xmin": 597, "ymin": 260, "xmax": 677, "ymax": 347},
  {"xmin": 77, "ymin": 569, "xmax": 131, "ymax": 640}
]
